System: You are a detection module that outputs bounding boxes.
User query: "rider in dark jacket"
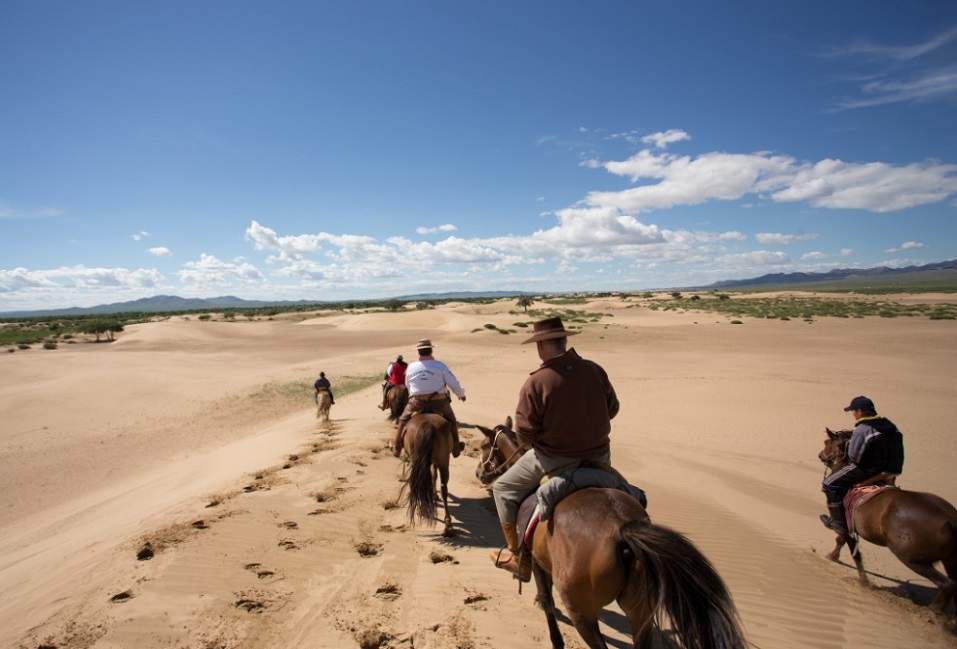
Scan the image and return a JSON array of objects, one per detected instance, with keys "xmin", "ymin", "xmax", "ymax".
[
  {"xmin": 314, "ymin": 372, "xmax": 335, "ymax": 404},
  {"xmin": 821, "ymin": 395, "xmax": 904, "ymax": 535}
]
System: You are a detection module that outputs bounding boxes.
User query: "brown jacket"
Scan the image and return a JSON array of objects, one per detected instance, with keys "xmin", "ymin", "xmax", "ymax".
[{"xmin": 514, "ymin": 348, "xmax": 619, "ymax": 459}]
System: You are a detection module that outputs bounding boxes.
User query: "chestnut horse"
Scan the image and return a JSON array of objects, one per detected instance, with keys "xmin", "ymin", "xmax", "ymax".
[
  {"xmin": 476, "ymin": 419, "xmax": 746, "ymax": 649},
  {"xmin": 819, "ymin": 428, "xmax": 957, "ymax": 620},
  {"xmin": 403, "ymin": 413, "xmax": 453, "ymax": 535},
  {"xmin": 315, "ymin": 390, "xmax": 332, "ymax": 422},
  {"xmin": 384, "ymin": 384, "xmax": 409, "ymax": 422}
]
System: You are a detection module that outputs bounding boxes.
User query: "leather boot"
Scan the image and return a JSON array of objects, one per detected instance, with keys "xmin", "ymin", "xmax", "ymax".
[
  {"xmin": 820, "ymin": 502, "xmax": 849, "ymax": 536},
  {"xmin": 490, "ymin": 523, "xmax": 531, "ymax": 582}
]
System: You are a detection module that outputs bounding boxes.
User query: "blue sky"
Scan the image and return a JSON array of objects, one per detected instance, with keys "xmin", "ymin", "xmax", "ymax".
[{"xmin": 2, "ymin": 1, "xmax": 957, "ymax": 309}]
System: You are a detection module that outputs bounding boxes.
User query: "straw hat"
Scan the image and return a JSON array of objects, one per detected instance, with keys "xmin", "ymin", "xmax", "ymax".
[{"xmin": 416, "ymin": 338, "xmax": 434, "ymax": 350}]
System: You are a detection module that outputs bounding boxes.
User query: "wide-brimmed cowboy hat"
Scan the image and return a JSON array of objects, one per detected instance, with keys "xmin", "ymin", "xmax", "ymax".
[
  {"xmin": 416, "ymin": 338, "xmax": 434, "ymax": 350},
  {"xmin": 521, "ymin": 317, "xmax": 578, "ymax": 344}
]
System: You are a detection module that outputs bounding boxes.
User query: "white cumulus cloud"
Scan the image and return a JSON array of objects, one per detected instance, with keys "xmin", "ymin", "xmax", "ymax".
[
  {"xmin": 586, "ymin": 138, "xmax": 957, "ymax": 214},
  {"xmin": 801, "ymin": 251, "xmax": 827, "ymax": 261},
  {"xmin": 640, "ymin": 129, "xmax": 691, "ymax": 149},
  {"xmin": 131, "ymin": 231, "xmax": 151, "ymax": 241},
  {"xmin": 840, "ymin": 248, "xmax": 854, "ymax": 257},
  {"xmin": 178, "ymin": 254, "xmax": 264, "ymax": 285},
  {"xmin": 416, "ymin": 224, "xmax": 459, "ymax": 235},
  {"xmin": 148, "ymin": 246, "xmax": 172, "ymax": 257},
  {"xmin": 755, "ymin": 232, "xmax": 819, "ymax": 246},
  {"xmin": 884, "ymin": 240, "xmax": 925, "ymax": 253}
]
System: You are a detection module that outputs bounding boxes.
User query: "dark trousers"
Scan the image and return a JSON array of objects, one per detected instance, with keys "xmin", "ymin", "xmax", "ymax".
[{"xmin": 822, "ymin": 464, "xmax": 870, "ymax": 504}]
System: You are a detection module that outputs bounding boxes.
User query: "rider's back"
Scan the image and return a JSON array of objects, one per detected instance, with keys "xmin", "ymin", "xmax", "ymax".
[{"xmin": 852, "ymin": 417, "xmax": 904, "ymax": 475}]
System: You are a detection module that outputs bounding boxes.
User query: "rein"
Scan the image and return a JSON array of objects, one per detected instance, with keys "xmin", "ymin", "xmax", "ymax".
[{"xmin": 482, "ymin": 427, "xmax": 523, "ymax": 480}]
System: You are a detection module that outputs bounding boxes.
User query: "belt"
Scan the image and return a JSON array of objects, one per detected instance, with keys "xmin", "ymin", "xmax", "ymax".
[{"xmin": 412, "ymin": 391, "xmax": 448, "ymax": 401}]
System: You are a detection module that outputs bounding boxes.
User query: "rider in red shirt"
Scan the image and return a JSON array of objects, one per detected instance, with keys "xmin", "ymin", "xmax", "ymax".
[{"xmin": 379, "ymin": 355, "xmax": 408, "ymax": 409}]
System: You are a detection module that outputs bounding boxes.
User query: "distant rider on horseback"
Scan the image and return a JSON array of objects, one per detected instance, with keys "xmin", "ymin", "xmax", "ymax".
[
  {"xmin": 314, "ymin": 372, "xmax": 334, "ymax": 405},
  {"xmin": 392, "ymin": 339, "xmax": 466, "ymax": 458},
  {"xmin": 820, "ymin": 395, "xmax": 904, "ymax": 536},
  {"xmin": 490, "ymin": 317, "xmax": 619, "ymax": 581},
  {"xmin": 379, "ymin": 355, "xmax": 408, "ymax": 410}
]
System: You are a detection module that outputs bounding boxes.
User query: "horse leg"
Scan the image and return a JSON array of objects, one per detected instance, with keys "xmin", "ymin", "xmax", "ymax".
[
  {"xmin": 826, "ymin": 533, "xmax": 845, "ymax": 562},
  {"xmin": 557, "ymin": 589, "xmax": 608, "ymax": 649},
  {"xmin": 846, "ymin": 536, "xmax": 869, "ymax": 586},
  {"xmin": 617, "ymin": 574, "xmax": 656, "ymax": 648},
  {"xmin": 902, "ymin": 560, "xmax": 955, "ymax": 613},
  {"xmin": 532, "ymin": 563, "xmax": 564, "ymax": 649},
  {"xmin": 439, "ymin": 465, "xmax": 452, "ymax": 534},
  {"xmin": 945, "ymin": 556, "xmax": 957, "ymax": 623}
]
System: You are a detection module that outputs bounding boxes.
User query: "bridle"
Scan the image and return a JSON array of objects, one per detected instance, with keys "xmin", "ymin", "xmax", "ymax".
[{"xmin": 481, "ymin": 426, "xmax": 524, "ymax": 481}]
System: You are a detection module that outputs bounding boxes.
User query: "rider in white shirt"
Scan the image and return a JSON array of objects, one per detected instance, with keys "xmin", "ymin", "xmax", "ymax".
[{"xmin": 392, "ymin": 339, "xmax": 466, "ymax": 457}]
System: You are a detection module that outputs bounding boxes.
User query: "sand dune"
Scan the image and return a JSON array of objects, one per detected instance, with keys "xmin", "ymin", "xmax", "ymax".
[{"xmin": 2, "ymin": 298, "xmax": 956, "ymax": 648}]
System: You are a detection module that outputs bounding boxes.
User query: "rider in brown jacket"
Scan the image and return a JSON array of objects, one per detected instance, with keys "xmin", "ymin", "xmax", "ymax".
[{"xmin": 491, "ymin": 317, "xmax": 619, "ymax": 580}]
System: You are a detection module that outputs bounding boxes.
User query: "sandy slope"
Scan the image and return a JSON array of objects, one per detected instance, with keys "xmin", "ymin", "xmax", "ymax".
[{"xmin": 2, "ymin": 300, "xmax": 957, "ymax": 648}]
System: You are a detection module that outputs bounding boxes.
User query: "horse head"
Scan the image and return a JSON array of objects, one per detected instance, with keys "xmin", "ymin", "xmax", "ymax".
[
  {"xmin": 475, "ymin": 416, "xmax": 521, "ymax": 485},
  {"xmin": 819, "ymin": 427, "xmax": 853, "ymax": 468}
]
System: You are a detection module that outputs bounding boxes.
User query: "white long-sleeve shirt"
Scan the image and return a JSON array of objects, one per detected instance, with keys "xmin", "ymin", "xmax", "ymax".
[{"xmin": 405, "ymin": 358, "xmax": 465, "ymax": 398}]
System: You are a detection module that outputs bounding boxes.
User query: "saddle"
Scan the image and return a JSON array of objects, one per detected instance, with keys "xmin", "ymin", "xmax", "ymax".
[
  {"xmin": 843, "ymin": 473, "xmax": 899, "ymax": 535},
  {"xmin": 516, "ymin": 464, "xmax": 647, "ymax": 550}
]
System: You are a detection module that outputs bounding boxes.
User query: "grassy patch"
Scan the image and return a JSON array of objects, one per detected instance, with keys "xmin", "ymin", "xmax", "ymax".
[{"xmin": 644, "ymin": 295, "xmax": 957, "ymax": 321}]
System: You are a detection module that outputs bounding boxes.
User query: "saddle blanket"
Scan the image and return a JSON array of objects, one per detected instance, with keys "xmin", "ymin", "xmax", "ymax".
[
  {"xmin": 844, "ymin": 484, "xmax": 896, "ymax": 535},
  {"xmin": 517, "ymin": 467, "xmax": 647, "ymax": 549}
]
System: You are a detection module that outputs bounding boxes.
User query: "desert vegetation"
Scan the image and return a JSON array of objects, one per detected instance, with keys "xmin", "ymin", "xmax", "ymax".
[{"xmin": 644, "ymin": 295, "xmax": 957, "ymax": 321}]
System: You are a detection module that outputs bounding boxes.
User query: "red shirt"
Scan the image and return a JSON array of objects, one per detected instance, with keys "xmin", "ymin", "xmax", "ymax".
[{"xmin": 388, "ymin": 361, "xmax": 407, "ymax": 386}]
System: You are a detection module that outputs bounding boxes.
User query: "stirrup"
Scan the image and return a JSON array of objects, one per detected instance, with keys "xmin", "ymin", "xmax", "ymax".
[{"xmin": 819, "ymin": 514, "xmax": 849, "ymax": 536}]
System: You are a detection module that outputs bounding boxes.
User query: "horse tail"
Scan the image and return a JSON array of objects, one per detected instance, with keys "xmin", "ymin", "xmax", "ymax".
[
  {"xmin": 406, "ymin": 418, "xmax": 437, "ymax": 526},
  {"xmin": 619, "ymin": 521, "xmax": 747, "ymax": 649}
]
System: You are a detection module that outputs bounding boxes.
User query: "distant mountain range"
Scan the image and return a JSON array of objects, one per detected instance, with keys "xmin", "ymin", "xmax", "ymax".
[
  {"xmin": 0, "ymin": 291, "xmax": 529, "ymax": 318},
  {"xmin": 699, "ymin": 259, "xmax": 957, "ymax": 290},
  {"xmin": 4, "ymin": 262, "xmax": 955, "ymax": 318},
  {"xmin": 0, "ymin": 295, "xmax": 324, "ymax": 318}
]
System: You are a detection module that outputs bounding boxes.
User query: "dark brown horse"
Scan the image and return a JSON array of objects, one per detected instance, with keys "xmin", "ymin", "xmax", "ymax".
[
  {"xmin": 477, "ymin": 420, "xmax": 747, "ymax": 649},
  {"xmin": 820, "ymin": 427, "xmax": 957, "ymax": 620},
  {"xmin": 384, "ymin": 384, "xmax": 409, "ymax": 422},
  {"xmin": 403, "ymin": 413, "xmax": 453, "ymax": 535}
]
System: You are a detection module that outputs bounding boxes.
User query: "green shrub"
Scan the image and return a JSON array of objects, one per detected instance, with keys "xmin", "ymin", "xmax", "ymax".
[
  {"xmin": 690, "ymin": 295, "xmax": 701, "ymax": 301},
  {"xmin": 730, "ymin": 320, "xmax": 743, "ymax": 325},
  {"xmin": 43, "ymin": 341, "xmax": 58, "ymax": 350},
  {"xmin": 671, "ymin": 292, "xmax": 682, "ymax": 300},
  {"xmin": 17, "ymin": 343, "xmax": 30, "ymax": 350},
  {"xmin": 198, "ymin": 314, "xmax": 211, "ymax": 321}
]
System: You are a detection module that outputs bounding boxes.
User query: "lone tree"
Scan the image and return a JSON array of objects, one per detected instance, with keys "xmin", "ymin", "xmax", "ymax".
[
  {"xmin": 517, "ymin": 296, "xmax": 534, "ymax": 312},
  {"xmin": 107, "ymin": 321, "xmax": 124, "ymax": 341},
  {"xmin": 83, "ymin": 319, "xmax": 109, "ymax": 342}
]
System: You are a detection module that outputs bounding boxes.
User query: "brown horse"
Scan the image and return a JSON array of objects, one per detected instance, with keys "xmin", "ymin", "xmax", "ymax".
[
  {"xmin": 476, "ymin": 420, "xmax": 746, "ymax": 649},
  {"xmin": 315, "ymin": 390, "xmax": 332, "ymax": 422},
  {"xmin": 819, "ymin": 428, "xmax": 957, "ymax": 620},
  {"xmin": 384, "ymin": 384, "xmax": 409, "ymax": 422},
  {"xmin": 403, "ymin": 413, "xmax": 453, "ymax": 535}
]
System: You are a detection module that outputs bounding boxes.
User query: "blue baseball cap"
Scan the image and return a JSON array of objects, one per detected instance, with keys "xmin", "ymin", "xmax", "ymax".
[{"xmin": 843, "ymin": 396, "xmax": 875, "ymax": 412}]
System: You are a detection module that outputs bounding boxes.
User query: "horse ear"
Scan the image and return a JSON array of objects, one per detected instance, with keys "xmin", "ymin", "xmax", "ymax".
[
  {"xmin": 504, "ymin": 415, "xmax": 513, "ymax": 430},
  {"xmin": 825, "ymin": 427, "xmax": 835, "ymax": 439},
  {"xmin": 475, "ymin": 425, "xmax": 495, "ymax": 439}
]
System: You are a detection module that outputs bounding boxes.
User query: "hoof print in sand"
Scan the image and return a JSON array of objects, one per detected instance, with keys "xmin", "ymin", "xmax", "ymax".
[
  {"xmin": 374, "ymin": 582, "xmax": 402, "ymax": 601},
  {"xmin": 191, "ymin": 520, "xmax": 209, "ymax": 530},
  {"xmin": 243, "ymin": 563, "xmax": 275, "ymax": 579},
  {"xmin": 278, "ymin": 539, "xmax": 299, "ymax": 551},
  {"xmin": 379, "ymin": 524, "xmax": 406, "ymax": 533},
  {"xmin": 464, "ymin": 591, "xmax": 489, "ymax": 605},
  {"xmin": 429, "ymin": 550, "xmax": 457, "ymax": 564},
  {"xmin": 136, "ymin": 542, "xmax": 154, "ymax": 561},
  {"xmin": 234, "ymin": 598, "xmax": 265, "ymax": 613},
  {"xmin": 110, "ymin": 590, "xmax": 133, "ymax": 603},
  {"xmin": 381, "ymin": 500, "xmax": 399, "ymax": 511},
  {"xmin": 280, "ymin": 520, "xmax": 298, "ymax": 529},
  {"xmin": 205, "ymin": 499, "xmax": 221, "ymax": 508},
  {"xmin": 355, "ymin": 541, "xmax": 383, "ymax": 557},
  {"xmin": 354, "ymin": 628, "xmax": 395, "ymax": 649}
]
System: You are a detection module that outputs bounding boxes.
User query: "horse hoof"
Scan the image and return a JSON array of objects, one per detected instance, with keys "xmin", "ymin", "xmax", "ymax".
[{"xmin": 826, "ymin": 552, "xmax": 840, "ymax": 562}]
